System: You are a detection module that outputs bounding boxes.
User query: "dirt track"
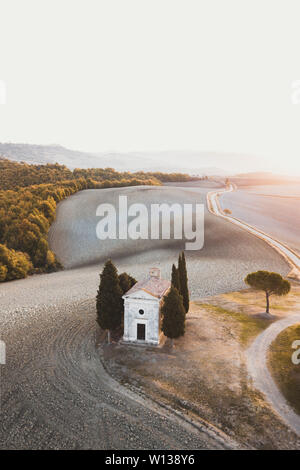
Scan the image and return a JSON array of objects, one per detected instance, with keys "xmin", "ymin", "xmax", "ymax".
[
  {"xmin": 48, "ymin": 185, "xmax": 289, "ymax": 297},
  {"xmin": 208, "ymin": 185, "xmax": 300, "ymax": 437},
  {"xmin": 0, "ymin": 183, "xmax": 291, "ymax": 449},
  {"xmin": 247, "ymin": 314, "xmax": 300, "ymax": 437}
]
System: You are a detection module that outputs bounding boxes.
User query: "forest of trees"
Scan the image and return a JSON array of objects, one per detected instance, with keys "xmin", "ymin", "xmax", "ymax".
[
  {"xmin": 0, "ymin": 158, "xmax": 196, "ymax": 282},
  {"xmin": 0, "ymin": 158, "xmax": 196, "ymax": 190}
]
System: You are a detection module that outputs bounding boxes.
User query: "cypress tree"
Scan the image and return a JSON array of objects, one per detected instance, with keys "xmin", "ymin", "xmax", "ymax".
[
  {"xmin": 178, "ymin": 251, "xmax": 189, "ymax": 314},
  {"xmin": 118, "ymin": 272, "xmax": 137, "ymax": 295},
  {"xmin": 96, "ymin": 259, "xmax": 123, "ymax": 343},
  {"xmin": 171, "ymin": 263, "xmax": 180, "ymax": 292},
  {"xmin": 161, "ymin": 286, "xmax": 185, "ymax": 348}
]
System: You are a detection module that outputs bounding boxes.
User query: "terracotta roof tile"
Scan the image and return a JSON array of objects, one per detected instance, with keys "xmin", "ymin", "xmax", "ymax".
[{"xmin": 124, "ymin": 277, "xmax": 170, "ymax": 299}]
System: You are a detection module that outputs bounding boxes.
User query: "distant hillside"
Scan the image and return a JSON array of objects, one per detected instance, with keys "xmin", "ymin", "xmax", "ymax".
[
  {"xmin": 233, "ymin": 171, "xmax": 275, "ymax": 178},
  {"xmin": 230, "ymin": 172, "xmax": 300, "ymax": 186},
  {"xmin": 0, "ymin": 143, "xmax": 229, "ymax": 176},
  {"xmin": 0, "ymin": 143, "xmax": 97, "ymax": 168}
]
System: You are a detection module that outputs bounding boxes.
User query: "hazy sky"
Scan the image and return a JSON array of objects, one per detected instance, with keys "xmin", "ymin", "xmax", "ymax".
[{"xmin": 1, "ymin": 0, "xmax": 300, "ymax": 174}]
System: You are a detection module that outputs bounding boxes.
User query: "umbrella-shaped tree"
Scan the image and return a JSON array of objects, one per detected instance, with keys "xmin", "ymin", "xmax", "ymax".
[{"xmin": 245, "ymin": 270, "xmax": 291, "ymax": 315}]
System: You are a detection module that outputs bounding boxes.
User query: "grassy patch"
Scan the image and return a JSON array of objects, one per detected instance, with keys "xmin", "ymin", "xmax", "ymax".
[
  {"xmin": 196, "ymin": 303, "xmax": 271, "ymax": 346},
  {"xmin": 223, "ymin": 287, "xmax": 297, "ymax": 314},
  {"xmin": 268, "ymin": 324, "xmax": 300, "ymax": 415}
]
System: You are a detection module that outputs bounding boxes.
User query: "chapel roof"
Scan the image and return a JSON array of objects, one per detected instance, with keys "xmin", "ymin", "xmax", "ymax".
[{"xmin": 124, "ymin": 268, "xmax": 170, "ymax": 299}]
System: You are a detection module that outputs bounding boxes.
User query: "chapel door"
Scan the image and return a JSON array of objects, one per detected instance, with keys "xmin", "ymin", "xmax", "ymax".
[{"xmin": 137, "ymin": 323, "xmax": 145, "ymax": 341}]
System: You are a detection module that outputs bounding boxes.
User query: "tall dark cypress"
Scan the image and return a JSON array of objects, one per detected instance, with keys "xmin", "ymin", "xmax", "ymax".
[
  {"xmin": 161, "ymin": 286, "xmax": 185, "ymax": 348},
  {"xmin": 118, "ymin": 272, "xmax": 137, "ymax": 295},
  {"xmin": 171, "ymin": 263, "xmax": 180, "ymax": 292},
  {"xmin": 178, "ymin": 251, "xmax": 189, "ymax": 314},
  {"xmin": 96, "ymin": 259, "xmax": 123, "ymax": 342}
]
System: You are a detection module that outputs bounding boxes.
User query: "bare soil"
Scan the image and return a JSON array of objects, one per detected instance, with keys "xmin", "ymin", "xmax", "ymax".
[{"xmin": 103, "ymin": 284, "xmax": 300, "ymax": 449}]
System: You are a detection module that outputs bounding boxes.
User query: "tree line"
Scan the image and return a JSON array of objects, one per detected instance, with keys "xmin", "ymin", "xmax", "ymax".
[
  {"xmin": 0, "ymin": 158, "xmax": 196, "ymax": 283},
  {"xmin": 0, "ymin": 158, "xmax": 198, "ymax": 191}
]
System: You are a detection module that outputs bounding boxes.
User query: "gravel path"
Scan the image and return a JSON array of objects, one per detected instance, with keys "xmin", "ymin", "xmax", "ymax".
[
  {"xmin": 247, "ymin": 315, "xmax": 300, "ymax": 437},
  {"xmin": 0, "ymin": 183, "xmax": 291, "ymax": 449}
]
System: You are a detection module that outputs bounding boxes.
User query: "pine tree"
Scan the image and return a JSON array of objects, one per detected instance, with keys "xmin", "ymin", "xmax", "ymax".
[
  {"xmin": 96, "ymin": 259, "xmax": 123, "ymax": 343},
  {"xmin": 161, "ymin": 286, "xmax": 185, "ymax": 348},
  {"xmin": 171, "ymin": 263, "xmax": 180, "ymax": 292},
  {"xmin": 245, "ymin": 270, "xmax": 291, "ymax": 315},
  {"xmin": 178, "ymin": 251, "xmax": 189, "ymax": 314}
]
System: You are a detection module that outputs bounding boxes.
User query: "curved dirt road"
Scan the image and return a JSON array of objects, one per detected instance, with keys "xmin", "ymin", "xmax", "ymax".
[
  {"xmin": 247, "ymin": 315, "xmax": 300, "ymax": 437},
  {"xmin": 48, "ymin": 185, "xmax": 289, "ymax": 298},
  {"xmin": 207, "ymin": 185, "xmax": 300, "ymax": 276},
  {"xmin": 0, "ymin": 184, "xmax": 291, "ymax": 449},
  {"xmin": 208, "ymin": 185, "xmax": 300, "ymax": 435}
]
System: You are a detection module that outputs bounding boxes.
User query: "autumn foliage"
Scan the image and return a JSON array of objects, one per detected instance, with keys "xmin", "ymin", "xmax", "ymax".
[{"xmin": 0, "ymin": 158, "xmax": 194, "ymax": 282}]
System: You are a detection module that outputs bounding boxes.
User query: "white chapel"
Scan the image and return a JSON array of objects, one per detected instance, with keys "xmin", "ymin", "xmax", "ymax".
[{"xmin": 122, "ymin": 268, "xmax": 170, "ymax": 345}]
